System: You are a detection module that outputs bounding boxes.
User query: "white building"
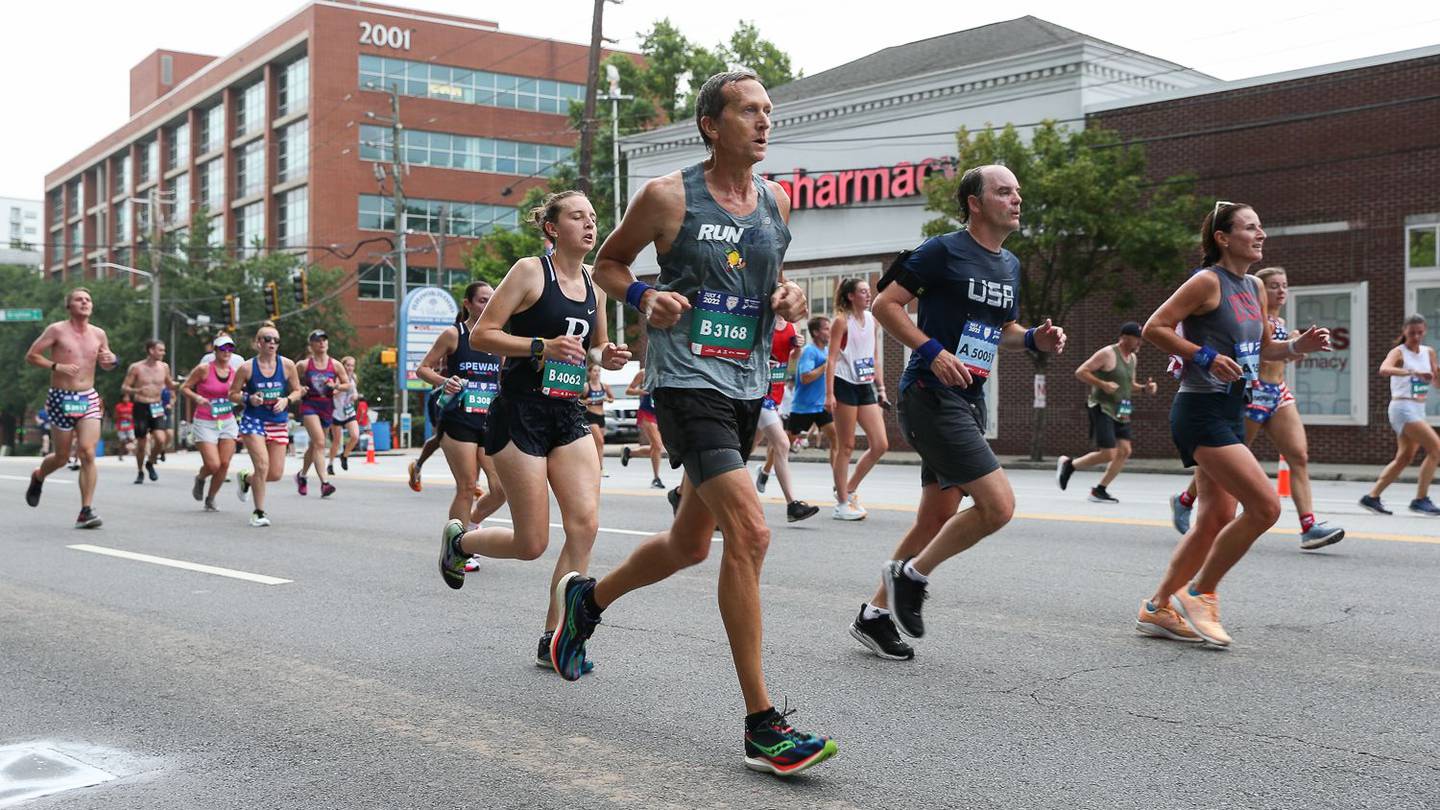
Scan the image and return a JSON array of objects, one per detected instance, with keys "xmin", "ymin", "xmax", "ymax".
[{"xmin": 1, "ymin": 196, "xmax": 43, "ymax": 266}]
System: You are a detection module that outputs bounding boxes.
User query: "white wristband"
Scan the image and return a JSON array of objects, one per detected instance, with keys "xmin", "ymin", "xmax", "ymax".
[{"xmin": 1286, "ymin": 338, "xmax": 1300, "ymax": 357}]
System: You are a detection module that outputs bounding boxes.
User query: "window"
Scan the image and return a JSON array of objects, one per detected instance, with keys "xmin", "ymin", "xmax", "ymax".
[
  {"xmin": 113, "ymin": 155, "xmax": 131, "ymax": 197},
  {"xmin": 170, "ymin": 173, "xmax": 190, "ymax": 226},
  {"xmin": 167, "ymin": 122, "xmax": 190, "ymax": 170},
  {"xmin": 358, "ymin": 263, "xmax": 465, "ymax": 300},
  {"xmin": 358, "ymin": 55, "xmax": 584, "ymax": 114},
  {"xmin": 200, "ymin": 159, "xmax": 225, "ymax": 209},
  {"xmin": 235, "ymin": 140, "xmax": 265, "ymax": 199},
  {"xmin": 358, "ymin": 263, "xmax": 395, "ymax": 300},
  {"xmin": 207, "ymin": 215, "xmax": 225, "ymax": 249},
  {"xmin": 146, "ymin": 140, "xmax": 159, "ymax": 182},
  {"xmin": 113, "ymin": 201, "xmax": 130, "ymax": 242},
  {"xmin": 201, "ymin": 104, "xmax": 225, "ymax": 154},
  {"xmin": 278, "ymin": 120, "xmax": 309, "ymax": 182},
  {"xmin": 1405, "ymin": 218, "xmax": 1440, "ymax": 423},
  {"xmin": 358, "ymin": 194, "xmax": 517, "ymax": 237},
  {"xmin": 135, "ymin": 199, "xmax": 152, "ymax": 241},
  {"xmin": 68, "ymin": 222, "xmax": 82, "ymax": 255},
  {"xmin": 234, "ymin": 201, "xmax": 264, "ymax": 253},
  {"xmin": 1285, "ymin": 282, "xmax": 1369, "ymax": 426},
  {"xmin": 67, "ymin": 181, "xmax": 81, "ymax": 218},
  {"xmin": 49, "ymin": 190, "xmax": 62, "ymax": 221},
  {"xmin": 236, "ymin": 81, "xmax": 266, "ymax": 137},
  {"xmin": 161, "ymin": 55, "xmax": 173, "ymax": 85},
  {"xmin": 278, "ymin": 186, "xmax": 308, "ymax": 248},
  {"xmin": 359, "ymin": 124, "xmax": 572, "ymax": 177},
  {"xmin": 277, "ymin": 56, "xmax": 309, "ymax": 117},
  {"xmin": 1410, "ymin": 223, "xmax": 1439, "ymax": 271}
]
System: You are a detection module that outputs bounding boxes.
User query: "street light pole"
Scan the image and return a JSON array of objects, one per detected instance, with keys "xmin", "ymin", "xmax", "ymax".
[
  {"xmin": 93, "ymin": 261, "xmax": 157, "ymax": 344},
  {"xmin": 600, "ymin": 64, "xmax": 633, "ymax": 346}
]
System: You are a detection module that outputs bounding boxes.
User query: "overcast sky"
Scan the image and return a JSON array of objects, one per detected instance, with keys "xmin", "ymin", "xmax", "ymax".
[{"xmin": 7, "ymin": 0, "xmax": 1439, "ymax": 199}]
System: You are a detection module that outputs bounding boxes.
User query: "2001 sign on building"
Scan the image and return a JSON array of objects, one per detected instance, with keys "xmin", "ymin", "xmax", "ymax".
[{"xmin": 359, "ymin": 22, "xmax": 412, "ymax": 50}]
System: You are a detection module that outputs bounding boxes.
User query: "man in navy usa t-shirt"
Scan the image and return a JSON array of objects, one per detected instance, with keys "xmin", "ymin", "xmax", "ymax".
[{"xmin": 846, "ymin": 164, "xmax": 1067, "ymax": 661}]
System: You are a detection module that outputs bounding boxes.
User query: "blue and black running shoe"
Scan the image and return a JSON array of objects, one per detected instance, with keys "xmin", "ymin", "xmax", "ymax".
[
  {"xmin": 550, "ymin": 572, "xmax": 600, "ymax": 681},
  {"xmin": 536, "ymin": 631, "xmax": 594, "ymax": 675},
  {"xmin": 743, "ymin": 706, "xmax": 837, "ymax": 777}
]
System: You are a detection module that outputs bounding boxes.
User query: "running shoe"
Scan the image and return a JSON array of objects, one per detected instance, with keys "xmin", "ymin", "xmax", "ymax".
[
  {"xmin": 756, "ymin": 469, "xmax": 769, "ymax": 493},
  {"xmin": 439, "ymin": 519, "xmax": 467, "ymax": 590},
  {"xmin": 1088, "ymin": 485, "xmax": 1119, "ymax": 504},
  {"xmin": 742, "ymin": 706, "xmax": 837, "ymax": 777},
  {"xmin": 1170, "ymin": 588, "xmax": 1231, "ymax": 647},
  {"xmin": 667, "ymin": 486, "xmax": 681, "ymax": 516},
  {"xmin": 883, "ymin": 558, "xmax": 928, "ymax": 639},
  {"xmin": 295, "ymin": 472, "xmax": 308, "ymax": 496},
  {"xmin": 74, "ymin": 506, "xmax": 102, "ymax": 529},
  {"xmin": 848, "ymin": 493, "xmax": 865, "ymax": 513},
  {"xmin": 159, "ymin": 452, "xmax": 167, "ymax": 463},
  {"xmin": 1056, "ymin": 455, "xmax": 1075, "ymax": 491},
  {"xmin": 1299, "ymin": 522, "xmax": 1345, "ymax": 550},
  {"xmin": 848, "ymin": 606, "xmax": 914, "ymax": 660},
  {"xmin": 1135, "ymin": 598, "xmax": 1202, "ymax": 642},
  {"xmin": 204, "ymin": 497, "xmax": 219, "ymax": 513},
  {"xmin": 192, "ymin": 475, "xmax": 206, "ymax": 502},
  {"xmin": 620, "ymin": 446, "xmax": 631, "ymax": 467},
  {"xmin": 833, "ymin": 502, "xmax": 866, "ymax": 521},
  {"xmin": 327, "ymin": 463, "xmax": 335, "ymax": 477},
  {"xmin": 463, "ymin": 554, "xmax": 482, "ymax": 573},
  {"xmin": 340, "ymin": 453, "xmax": 349, "ymax": 471},
  {"xmin": 134, "ymin": 471, "xmax": 144, "ymax": 485},
  {"xmin": 407, "ymin": 461, "xmax": 422, "ymax": 492},
  {"xmin": 550, "ymin": 572, "xmax": 600, "ymax": 681},
  {"xmin": 146, "ymin": 460, "xmax": 158, "ymax": 481},
  {"xmin": 1409, "ymin": 497, "xmax": 1440, "ymax": 516},
  {"xmin": 67, "ymin": 459, "xmax": 80, "ymax": 471},
  {"xmin": 786, "ymin": 501, "xmax": 820, "ymax": 523},
  {"xmin": 249, "ymin": 510, "xmax": 270, "ymax": 527},
  {"xmin": 1170, "ymin": 494, "xmax": 1192, "ymax": 534},
  {"xmin": 535, "ymin": 631, "xmax": 595, "ymax": 674},
  {"xmin": 321, "ymin": 481, "xmax": 336, "ymax": 498},
  {"xmin": 236, "ymin": 470, "xmax": 251, "ymax": 502},
  {"xmin": 650, "ymin": 477, "xmax": 665, "ymax": 489},
  {"xmin": 25, "ymin": 471, "xmax": 43, "ymax": 507},
  {"xmin": 1358, "ymin": 494, "xmax": 1390, "ymax": 515}
]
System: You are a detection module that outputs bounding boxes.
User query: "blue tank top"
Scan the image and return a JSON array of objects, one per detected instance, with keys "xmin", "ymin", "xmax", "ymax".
[
  {"xmin": 501, "ymin": 254, "xmax": 596, "ymax": 400},
  {"xmin": 1178, "ymin": 267, "xmax": 1265, "ymax": 394},
  {"xmin": 244, "ymin": 356, "xmax": 290, "ymax": 423},
  {"xmin": 301, "ymin": 357, "xmax": 337, "ymax": 407},
  {"xmin": 444, "ymin": 319, "xmax": 502, "ymax": 429}
]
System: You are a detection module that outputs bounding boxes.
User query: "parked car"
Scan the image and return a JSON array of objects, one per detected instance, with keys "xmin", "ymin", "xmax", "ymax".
[{"xmin": 601, "ymin": 361, "xmax": 640, "ymax": 443}]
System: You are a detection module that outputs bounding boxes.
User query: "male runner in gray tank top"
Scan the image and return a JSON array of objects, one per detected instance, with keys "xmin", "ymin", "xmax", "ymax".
[{"xmin": 548, "ymin": 70, "xmax": 836, "ymax": 777}]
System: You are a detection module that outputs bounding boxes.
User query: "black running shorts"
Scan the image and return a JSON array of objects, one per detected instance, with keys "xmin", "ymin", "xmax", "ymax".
[
  {"xmin": 132, "ymin": 403, "xmax": 164, "ymax": 438},
  {"xmin": 653, "ymin": 387, "xmax": 761, "ymax": 485},
  {"xmin": 483, "ymin": 394, "xmax": 588, "ymax": 458},
  {"xmin": 833, "ymin": 377, "xmax": 878, "ymax": 407},
  {"xmin": 1170, "ymin": 387, "xmax": 1246, "ymax": 468},
  {"xmin": 1088, "ymin": 404, "xmax": 1132, "ymax": 449},
  {"xmin": 898, "ymin": 383, "xmax": 999, "ymax": 488},
  {"xmin": 440, "ymin": 416, "xmax": 485, "ymax": 446},
  {"xmin": 584, "ymin": 410, "xmax": 605, "ymax": 428},
  {"xmin": 787, "ymin": 410, "xmax": 833, "ymax": 433}
]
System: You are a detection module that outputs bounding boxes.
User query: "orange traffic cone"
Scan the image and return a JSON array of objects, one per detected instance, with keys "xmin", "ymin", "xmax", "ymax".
[
  {"xmin": 1276, "ymin": 454, "xmax": 1291, "ymax": 497},
  {"xmin": 365, "ymin": 438, "xmax": 377, "ymax": 465}
]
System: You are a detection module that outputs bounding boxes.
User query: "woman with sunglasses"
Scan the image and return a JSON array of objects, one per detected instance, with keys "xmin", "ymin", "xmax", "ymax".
[
  {"xmin": 179, "ymin": 334, "xmax": 240, "ymax": 510},
  {"xmin": 230, "ymin": 323, "xmax": 304, "ymax": 527},
  {"xmin": 436, "ymin": 191, "xmax": 630, "ymax": 670},
  {"xmin": 1136, "ymin": 202, "xmax": 1331, "ymax": 647},
  {"xmin": 295, "ymin": 329, "xmax": 348, "ymax": 498}
]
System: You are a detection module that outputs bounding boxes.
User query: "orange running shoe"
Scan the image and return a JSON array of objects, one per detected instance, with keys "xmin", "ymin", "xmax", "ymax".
[
  {"xmin": 1135, "ymin": 599, "xmax": 1202, "ymax": 642},
  {"xmin": 1170, "ymin": 588, "xmax": 1232, "ymax": 647},
  {"xmin": 408, "ymin": 460, "xmax": 422, "ymax": 492}
]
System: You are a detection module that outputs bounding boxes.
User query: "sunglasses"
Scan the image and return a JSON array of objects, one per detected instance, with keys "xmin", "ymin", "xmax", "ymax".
[
  {"xmin": 258, "ymin": 336, "xmax": 280, "ymax": 344},
  {"xmin": 1212, "ymin": 200, "xmax": 1234, "ymax": 229},
  {"xmin": 214, "ymin": 345, "xmax": 234, "ymax": 352}
]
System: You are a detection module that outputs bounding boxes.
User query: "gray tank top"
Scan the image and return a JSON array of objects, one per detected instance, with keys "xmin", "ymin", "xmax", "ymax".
[
  {"xmin": 645, "ymin": 163, "xmax": 792, "ymax": 399},
  {"xmin": 1178, "ymin": 267, "xmax": 1265, "ymax": 394}
]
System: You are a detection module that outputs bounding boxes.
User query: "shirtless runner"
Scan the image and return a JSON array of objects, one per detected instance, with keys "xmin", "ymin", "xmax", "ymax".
[{"xmin": 122, "ymin": 339, "xmax": 173, "ymax": 484}]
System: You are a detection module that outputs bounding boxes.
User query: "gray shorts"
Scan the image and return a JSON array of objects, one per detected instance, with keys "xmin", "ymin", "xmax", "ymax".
[
  {"xmin": 1389, "ymin": 399, "xmax": 1427, "ymax": 435},
  {"xmin": 898, "ymin": 383, "xmax": 999, "ymax": 489}
]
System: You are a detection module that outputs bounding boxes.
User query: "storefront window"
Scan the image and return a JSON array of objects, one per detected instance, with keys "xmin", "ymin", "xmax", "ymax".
[
  {"xmin": 1286, "ymin": 282, "xmax": 1368, "ymax": 426},
  {"xmin": 1408, "ymin": 224, "xmax": 1438, "ymax": 270}
]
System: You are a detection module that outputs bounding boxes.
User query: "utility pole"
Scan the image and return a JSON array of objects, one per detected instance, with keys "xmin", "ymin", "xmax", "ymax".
[
  {"xmin": 368, "ymin": 84, "xmax": 412, "ymax": 447},
  {"xmin": 576, "ymin": 0, "xmax": 607, "ymax": 195},
  {"xmin": 147, "ymin": 187, "xmax": 162, "ymax": 341},
  {"xmin": 436, "ymin": 204, "xmax": 447, "ymax": 281}
]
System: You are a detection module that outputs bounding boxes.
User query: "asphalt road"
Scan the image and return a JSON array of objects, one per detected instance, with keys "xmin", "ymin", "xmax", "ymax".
[{"xmin": 2, "ymin": 451, "xmax": 1438, "ymax": 809}]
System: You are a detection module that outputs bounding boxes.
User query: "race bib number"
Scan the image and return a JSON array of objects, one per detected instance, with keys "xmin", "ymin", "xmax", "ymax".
[
  {"xmin": 1234, "ymin": 340, "xmax": 1261, "ymax": 385},
  {"xmin": 60, "ymin": 393, "xmax": 89, "ymax": 416},
  {"xmin": 539, "ymin": 360, "xmax": 585, "ymax": 399},
  {"xmin": 768, "ymin": 361, "xmax": 788, "ymax": 383},
  {"xmin": 1413, "ymin": 376, "xmax": 1430, "ymax": 401},
  {"xmin": 463, "ymin": 381, "xmax": 498, "ymax": 414},
  {"xmin": 853, "ymin": 357, "xmax": 876, "ymax": 384},
  {"xmin": 257, "ymin": 387, "xmax": 283, "ymax": 404},
  {"xmin": 149, "ymin": 402, "xmax": 166, "ymax": 419},
  {"xmin": 209, "ymin": 399, "xmax": 233, "ymax": 417},
  {"xmin": 1116, "ymin": 399, "xmax": 1133, "ymax": 420},
  {"xmin": 690, "ymin": 289, "xmax": 760, "ymax": 359},
  {"xmin": 955, "ymin": 321, "xmax": 1001, "ymax": 378}
]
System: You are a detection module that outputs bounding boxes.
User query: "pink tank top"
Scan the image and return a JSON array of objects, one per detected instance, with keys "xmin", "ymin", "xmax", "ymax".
[{"xmin": 194, "ymin": 362, "xmax": 236, "ymax": 421}]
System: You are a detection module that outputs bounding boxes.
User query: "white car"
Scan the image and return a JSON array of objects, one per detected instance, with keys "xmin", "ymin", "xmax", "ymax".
[{"xmin": 601, "ymin": 361, "xmax": 641, "ymax": 442}]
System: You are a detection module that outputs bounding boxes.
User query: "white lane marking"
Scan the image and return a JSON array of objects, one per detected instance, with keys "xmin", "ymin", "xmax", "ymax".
[
  {"xmin": 67, "ymin": 544, "xmax": 292, "ymax": 586},
  {"xmin": 485, "ymin": 517, "xmax": 722, "ymax": 542},
  {"xmin": 0, "ymin": 474, "xmax": 75, "ymax": 484}
]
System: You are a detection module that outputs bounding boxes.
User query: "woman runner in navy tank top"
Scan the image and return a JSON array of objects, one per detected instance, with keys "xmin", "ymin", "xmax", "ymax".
[
  {"xmin": 228, "ymin": 322, "xmax": 304, "ymax": 528},
  {"xmin": 1136, "ymin": 203, "xmax": 1332, "ymax": 648},
  {"xmin": 435, "ymin": 191, "xmax": 631, "ymax": 671},
  {"xmin": 416, "ymin": 282, "xmax": 508, "ymax": 528}
]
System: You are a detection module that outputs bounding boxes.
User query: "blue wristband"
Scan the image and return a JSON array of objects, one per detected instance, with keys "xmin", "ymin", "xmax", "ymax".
[
  {"xmin": 1023, "ymin": 327, "xmax": 1037, "ymax": 352},
  {"xmin": 917, "ymin": 338, "xmax": 944, "ymax": 364},
  {"xmin": 1192, "ymin": 346, "xmax": 1217, "ymax": 369},
  {"xmin": 625, "ymin": 281, "xmax": 653, "ymax": 311}
]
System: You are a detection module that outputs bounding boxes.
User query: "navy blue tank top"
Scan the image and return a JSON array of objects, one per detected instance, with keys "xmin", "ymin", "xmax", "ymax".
[
  {"xmin": 502, "ymin": 255, "xmax": 597, "ymax": 399},
  {"xmin": 244, "ymin": 356, "xmax": 290, "ymax": 424},
  {"xmin": 444, "ymin": 320, "xmax": 502, "ymax": 429}
]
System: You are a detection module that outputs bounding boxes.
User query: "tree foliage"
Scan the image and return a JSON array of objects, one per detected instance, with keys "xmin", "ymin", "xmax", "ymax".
[{"xmin": 920, "ymin": 121, "xmax": 1202, "ymax": 458}]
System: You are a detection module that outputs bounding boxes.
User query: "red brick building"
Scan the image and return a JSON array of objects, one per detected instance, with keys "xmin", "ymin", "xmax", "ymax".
[{"xmin": 44, "ymin": 1, "xmax": 624, "ymax": 347}]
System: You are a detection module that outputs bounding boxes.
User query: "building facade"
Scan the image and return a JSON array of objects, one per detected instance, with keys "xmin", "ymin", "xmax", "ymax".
[
  {"xmin": 1, "ymin": 196, "xmax": 43, "ymax": 266},
  {"xmin": 44, "ymin": 1, "xmax": 620, "ymax": 346}
]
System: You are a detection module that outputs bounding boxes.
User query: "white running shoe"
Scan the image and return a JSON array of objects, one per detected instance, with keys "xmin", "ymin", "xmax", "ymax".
[
  {"xmin": 833, "ymin": 502, "xmax": 866, "ymax": 521},
  {"xmin": 249, "ymin": 510, "xmax": 271, "ymax": 527}
]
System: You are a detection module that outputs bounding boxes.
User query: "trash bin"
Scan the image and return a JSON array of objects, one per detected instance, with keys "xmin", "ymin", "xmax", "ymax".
[
  {"xmin": 371, "ymin": 420, "xmax": 391, "ymax": 452},
  {"xmin": 96, "ymin": 438, "xmax": 106, "ymax": 457}
]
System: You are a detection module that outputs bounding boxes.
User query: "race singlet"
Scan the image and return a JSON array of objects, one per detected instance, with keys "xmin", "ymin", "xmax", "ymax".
[
  {"xmin": 1234, "ymin": 340, "xmax": 1261, "ymax": 385},
  {"xmin": 853, "ymin": 357, "xmax": 876, "ymax": 384},
  {"xmin": 463, "ymin": 380, "xmax": 498, "ymax": 413},
  {"xmin": 539, "ymin": 360, "xmax": 585, "ymax": 399},
  {"xmin": 689, "ymin": 289, "xmax": 760, "ymax": 360},
  {"xmin": 955, "ymin": 321, "xmax": 1001, "ymax": 378}
]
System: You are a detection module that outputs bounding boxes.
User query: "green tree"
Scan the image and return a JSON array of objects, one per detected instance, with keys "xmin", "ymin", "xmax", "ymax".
[
  {"xmin": 921, "ymin": 121, "xmax": 1201, "ymax": 460},
  {"xmin": 723, "ymin": 21, "xmax": 797, "ymax": 92}
]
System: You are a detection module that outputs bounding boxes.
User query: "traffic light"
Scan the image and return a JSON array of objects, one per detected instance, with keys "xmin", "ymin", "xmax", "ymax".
[
  {"xmin": 264, "ymin": 281, "xmax": 281, "ymax": 320},
  {"xmin": 223, "ymin": 294, "xmax": 239, "ymax": 332},
  {"xmin": 291, "ymin": 269, "xmax": 308, "ymax": 306},
  {"xmin": 380, "ymin": 347, "xmax": 397, "ymax": 367}
]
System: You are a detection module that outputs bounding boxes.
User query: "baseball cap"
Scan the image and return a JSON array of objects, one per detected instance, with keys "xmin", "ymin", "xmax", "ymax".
[
  {"xmin": 212, "ymin": 335, "xmax": 236, "ymax": 350},
  {"xmin": 1120, "ymin": 322, "xmax": 1142, "ymax": 337},
  {"xmin": 308, "ymin": 329, "xmax": 328, "ymax": 341}
]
